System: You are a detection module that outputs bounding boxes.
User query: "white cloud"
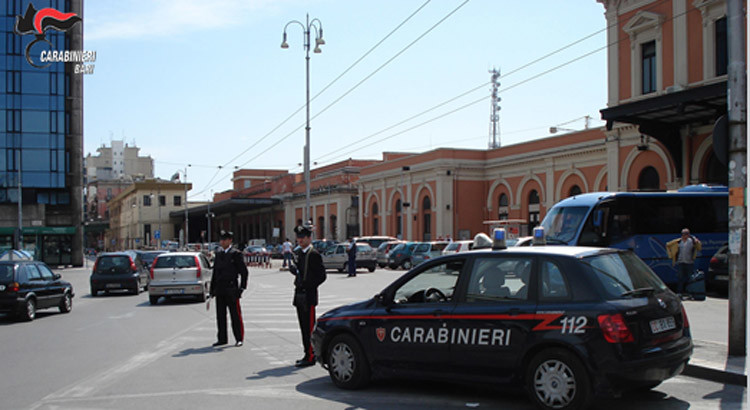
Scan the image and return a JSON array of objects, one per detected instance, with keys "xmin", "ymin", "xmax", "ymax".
[{"xmin": 85, "ymin": 0, "xmax": 285, "ymax": 41}]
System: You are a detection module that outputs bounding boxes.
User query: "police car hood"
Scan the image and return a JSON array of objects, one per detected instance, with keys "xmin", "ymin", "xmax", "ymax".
[{"xmin": 319, "ymin": 298, "xmax": 377, "ymax": 319}]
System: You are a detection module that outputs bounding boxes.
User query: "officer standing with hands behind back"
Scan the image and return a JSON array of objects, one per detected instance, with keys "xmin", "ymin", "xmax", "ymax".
[
  {"xmin": 211, "ymin": 230, "xmax": 248, "ymax": 347},
  {"xmin": 289, "ymin": 223, "xmax": 326, "ymax": 367}
]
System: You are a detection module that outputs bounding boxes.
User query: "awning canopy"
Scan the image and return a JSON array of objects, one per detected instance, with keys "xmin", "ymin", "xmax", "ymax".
[{"xmin": 600, "ymin": 81, "xmax": 727, "ymax": 178}]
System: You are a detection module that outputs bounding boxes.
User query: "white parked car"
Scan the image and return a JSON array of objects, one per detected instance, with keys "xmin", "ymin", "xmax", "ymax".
[{"xmin": 441, "ymin": 240, "xmax": 473, "ymax": 255}]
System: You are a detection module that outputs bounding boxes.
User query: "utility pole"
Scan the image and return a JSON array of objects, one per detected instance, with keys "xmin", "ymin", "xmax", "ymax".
[
  {"xmin": 16, "ymin": 149, "xmax": 22, "ymax": 251},
  {"xmin": 184, "ymin": 167, "xmax": 189, "ymax": 249},
  {"xmin": 726, "ymin": 0, "xmax": 746, "ymax": 357},
  {"xmin": 488, "ymin": 68, "xmax": 501, "ymax": 149}
]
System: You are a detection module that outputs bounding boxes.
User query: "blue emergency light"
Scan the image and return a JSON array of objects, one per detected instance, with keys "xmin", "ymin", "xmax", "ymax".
[
  {"xmin": 532, "ymin": 226, "xmax": 546, "ymax": 246},
  {"xmin": 492, "ymin": 228, "xmax": 507, "ymax": 250}
]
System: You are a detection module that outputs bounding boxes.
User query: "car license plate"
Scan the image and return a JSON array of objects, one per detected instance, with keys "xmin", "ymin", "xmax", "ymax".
[
  {"xmin": 106, "ymin": 283, "xmax": 121, "ymax": 288},
  {"xmin": 650, "ymin": 316, "xmax": 676, "ymax": 334},
  {"xmin": 165, "ymin": 289, "xmax": 184, "ymax": 295},
  {"xmin": 716, "ymin": 274, "xmax": 729, "ymax": 281}
]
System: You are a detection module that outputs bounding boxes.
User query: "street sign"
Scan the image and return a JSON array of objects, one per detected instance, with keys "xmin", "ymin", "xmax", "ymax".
[
  {"xmin": 154, "ymin": 230, "xmax": 160, "ymax": 239},
  {"xmin": 135, "ymin": 238, "xmax": 140, "ymax": 244}
]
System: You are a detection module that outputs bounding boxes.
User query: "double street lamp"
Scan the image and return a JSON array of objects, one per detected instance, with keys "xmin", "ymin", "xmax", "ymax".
[{"xmin": 281, "ymin": 14, "xmax": 325, "ymax": 224}]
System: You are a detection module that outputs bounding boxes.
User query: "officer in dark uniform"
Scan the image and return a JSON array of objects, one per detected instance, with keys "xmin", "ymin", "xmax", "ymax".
[
  {"xmin": 210, "ymin": 230, "xmax": 249, "ymax": 347},
  {"xmin": 289, "ymin": 223, "xmax": 326, "ymax": 366}
]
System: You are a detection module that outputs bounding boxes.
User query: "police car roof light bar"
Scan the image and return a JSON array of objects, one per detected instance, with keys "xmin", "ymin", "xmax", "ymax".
[
  {"xmin": 532, "ymin": 226, "xmax": 546, "ymax": 246},
  {"xmin": 492, "ymin": 228, "xmax": 507, "ymax": 250}
]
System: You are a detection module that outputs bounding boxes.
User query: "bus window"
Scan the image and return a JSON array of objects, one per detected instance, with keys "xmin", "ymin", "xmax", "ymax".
[{"xmin": 540, "ymin": 206, "xmax": 589, "ymax": 244}]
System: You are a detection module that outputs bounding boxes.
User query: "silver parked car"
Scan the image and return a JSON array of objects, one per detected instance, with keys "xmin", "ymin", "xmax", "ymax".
[
  {"xmin": 322, "ymin": 243, "xmax": 377, "ymax": 272},
  {"xmin": 148, "ymin": 252, "xmax": 212, "ymax": 305}
]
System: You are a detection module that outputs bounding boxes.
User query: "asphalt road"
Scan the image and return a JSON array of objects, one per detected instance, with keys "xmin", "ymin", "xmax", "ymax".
[{"xmin": 0, "ymin": 264, "xmax": 745, "ymax": 410}]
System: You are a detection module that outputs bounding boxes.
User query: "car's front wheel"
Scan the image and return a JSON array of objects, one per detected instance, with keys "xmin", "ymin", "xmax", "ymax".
[
  {"xmin": 59, "ymin": 292, "xmax": 72, "ymax": 313},
  {"xmin": 367, "ymin": 265, "xmax": 375, "ymax": 272},
  {"xmin": 149, "ymin": 295, "xmax": 160, "ymax": 305},
  {"xmin": 401, "ymin": 260, "xmax": 412, "ymax": 270},
  {"xmin": 526, "ymin": 348, "xmax": 592, "ymax": 410},
  {"xmin": 19, "ymin": 298, "xmax": 36, "ymax": 321},
  {"xmin": 327, "ymin": 334, "xmax": 370, "ymax": 389}
]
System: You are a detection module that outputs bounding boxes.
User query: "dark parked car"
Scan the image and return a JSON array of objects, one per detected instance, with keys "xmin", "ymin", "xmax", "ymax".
[
  {"xmin": 387, "ymin": 242, "xmax": 418, "ymax": 270},
  {"xmin": 0, "ymin": 260, "xmax": 74, "ymax": 321},
  {"xmin": 90, "ymin": 251, "xmax": 149, "ymax": 296},
  {"xmin": 707, "ymin": 244, "xmax": 728, "ymax": 291},
  {"xmin": 376, "ymin": 241, "xmax": 403, "ymax": 268},
  {"xmin": 137, "ymin": 250, "xmax": 167, "ymax": 269},
  {"xmin": 313, "ymin": 245, "xmax": 692, "ymax": 410}
]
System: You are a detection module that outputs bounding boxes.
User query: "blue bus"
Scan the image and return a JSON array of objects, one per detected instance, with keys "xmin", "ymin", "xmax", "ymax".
[{"xmin": 539, "ymin": 186, "xmax": 728, "ymax": 287}]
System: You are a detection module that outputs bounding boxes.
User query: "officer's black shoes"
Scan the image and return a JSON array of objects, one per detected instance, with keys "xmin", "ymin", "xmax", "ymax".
[
  {"xmin": 295, "ymin": 357, "xmax": 316, "ymax": 367},
  {"xmin": 235, "ymin": 340, "xmax": 243, "ymax": 347},
  {"xmin": 212, "ymin": 341, "xmax": 228, "ymax": 347},
  {"xmin": 347, "ymin": 274, "xmax": 356, "ymax": 277}
]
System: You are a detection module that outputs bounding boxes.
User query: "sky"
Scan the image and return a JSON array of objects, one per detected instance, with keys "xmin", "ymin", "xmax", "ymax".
[{"xmin": 82, "ymin": 0, "xmax": 609, "ymax": 201}]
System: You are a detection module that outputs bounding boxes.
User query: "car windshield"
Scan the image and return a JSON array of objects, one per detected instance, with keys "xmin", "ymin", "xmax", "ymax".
[
  {"xmin": 506, "ymin": 238, "xmax": 519, "ymax": 246},
  {"xmin": 96, "ymin": 256, "xmax": 131, "ymax": 272},
  {"xmin": 154, "ymin": 255, "xmax": 196, "ymax": 268},
  {"xmin": 582, "ymin": 252, "xmax": 667, "ymax": 300},
  {"xmin": 0, "ymin": 265, "xmax": 13, "ymax": 283},
  {"xmin": 540, "ymin": 206, "xmax": 589, "ymax": 243}
]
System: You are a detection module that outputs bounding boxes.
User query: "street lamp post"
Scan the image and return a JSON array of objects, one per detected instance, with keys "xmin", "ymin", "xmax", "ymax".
[{"xmin": 281, "ymin": 14, "xmax": 325, "ymax": 224}]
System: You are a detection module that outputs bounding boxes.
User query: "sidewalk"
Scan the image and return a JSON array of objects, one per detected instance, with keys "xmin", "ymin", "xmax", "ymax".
[{"xmin": 682, "ymin": 297, "xmax": 747, "ymax": 386}]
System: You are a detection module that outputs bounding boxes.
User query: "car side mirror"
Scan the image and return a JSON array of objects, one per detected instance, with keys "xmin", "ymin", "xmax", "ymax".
[
  {"xmin": 376, "ymin": 292, "xmax": 392, "ymax": 307},
  {"xmin": 53, "ymin": 273, "xmax": 61, "ymax": 280}
]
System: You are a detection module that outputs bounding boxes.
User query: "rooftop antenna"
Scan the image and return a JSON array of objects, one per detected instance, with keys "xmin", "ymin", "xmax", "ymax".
[{"xmin": 488, "ymin": 68, "xmax": 501, "ymax": 149}]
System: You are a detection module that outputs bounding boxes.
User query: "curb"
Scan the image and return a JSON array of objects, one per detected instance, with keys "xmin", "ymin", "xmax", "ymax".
[{"xmin": 683, "ymin": 363, "xmax": 747, "ymax": 386}]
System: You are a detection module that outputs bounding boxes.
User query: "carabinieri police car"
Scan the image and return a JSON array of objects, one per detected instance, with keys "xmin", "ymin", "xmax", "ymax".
[{"xmin": 311, "ymin": 228, "xmax": 692, "ymax": 410}]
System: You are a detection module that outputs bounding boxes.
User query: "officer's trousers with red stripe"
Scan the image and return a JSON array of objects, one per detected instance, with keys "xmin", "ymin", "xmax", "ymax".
[
  {"xmin": 295, "ymin": 303, "xmax": 316, "ymax": 361},
  {"xmin": 216, "ymin": 294, "xmax": 244, "ymax": 343}
]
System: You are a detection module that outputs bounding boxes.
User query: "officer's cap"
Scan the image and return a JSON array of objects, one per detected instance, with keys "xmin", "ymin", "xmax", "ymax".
[
  {"xmin": 219, "ymin": 230, "xmax": 234, "ymax": 240},
  {"xmin": 294, "ymin": 224, "xmax": 313, "ymax": 237}
]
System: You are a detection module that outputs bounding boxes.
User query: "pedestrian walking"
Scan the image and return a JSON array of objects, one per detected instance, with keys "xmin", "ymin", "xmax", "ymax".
[
  {"xmin": 666, "ymin": 228, "xmax": 702, "ymax": 295},
  {"xmin": 282, "ymin": 238, "xmax": 293, "ymax": 267},
  {"xmin": 347, "ymin": 238, "xmax": 357, "ymax": 277},
  {"xmin": 210, "ymin": 230, "xmax": 249, "ymax": 347},
  {"xmin": 289, "ymin": 224, "xmax": 326, "ymax": 367}
]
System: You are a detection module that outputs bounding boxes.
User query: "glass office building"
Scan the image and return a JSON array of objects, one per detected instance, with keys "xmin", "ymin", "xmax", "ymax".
[{"xmin": 0, "ymin": 0, "xmax": 83, "ymax": 265}]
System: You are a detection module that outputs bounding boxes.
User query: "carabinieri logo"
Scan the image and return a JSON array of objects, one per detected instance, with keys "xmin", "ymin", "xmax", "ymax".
[{"xmin": 14, "ymin": 3, "xmax": 95, "ymax": 73}]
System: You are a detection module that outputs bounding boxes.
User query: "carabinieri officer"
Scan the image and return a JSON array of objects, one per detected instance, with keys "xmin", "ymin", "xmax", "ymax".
[
  {"xmin": 211, "ymin": 230, "xmax": 249, "ymax": 347},
  {"xmin": 289, "ymin": 224, "xmax": 326, "ymax": 367}
]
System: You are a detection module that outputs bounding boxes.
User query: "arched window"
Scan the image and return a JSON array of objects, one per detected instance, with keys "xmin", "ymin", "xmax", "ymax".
[
  {"xmin": 637, "ymin": 166, "xmax": 660, "ymax": 191},
  {"xmin": 372, "ymin": 202, "xmax": 379, "ymax": 235},
  {"xmin": 422, "ymin": 196, "xmax": 431, "ymax": 211},
  {"xmin": 528, "ymin": 189, "xmax": 540, "ymax": 232},
  {"xmin": 568, "ymin": 185, "xmax": 582, "ymax": 197},
  {"xmin": 318, "ymin": 216, "xmax": 325, "ymax": 239},
  {"xmin": 395, "ymin": 199, "xmax": 402, "ymax": 238},
  {"xmin": 498, "ymin": 193, "xmax": 509, "ymax": 220}
]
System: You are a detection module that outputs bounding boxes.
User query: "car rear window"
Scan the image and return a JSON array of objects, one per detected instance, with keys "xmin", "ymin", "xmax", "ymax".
[
  {"xmin": 444, "ymin": 242, "xmax": 459, "ymax": 251},
  {"xmin": 142, "ymin": 252, "xmax": 165, "ymax": 264},
  {"xmin": 154, "ymin": 255, "xmax": 197, "ymax": 268},
  {"xmin": 96, "ymin": 256, "xmax": 132, "ymax": 271},
  {"xmin": 431, "ymin": 242, "xmax": 448, "ymax": 251},
  {"xmin": 377, "ymin": 242, "xmax": 389, "ymax": 252},
  {"xmin": 583, "ymin": 252, "xmax": 667, "ymax": 300},
  {"xmin": 0, "ymin": 265, "xmax": 13, "ymax": 283},
  {"xmin": 415, "ymin": 243, "xmax": 430, "ymax": 253},
  {"xmin": 356, "ymin": 244, "xmax": 373, "ymax": 252}
]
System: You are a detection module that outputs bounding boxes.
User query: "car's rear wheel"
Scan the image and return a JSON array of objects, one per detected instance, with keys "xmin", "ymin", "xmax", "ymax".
[
  {"xmin": 133, "ymin": 280, "xmax": 141, "ymax": 295},
  {"xmin": 402, "ymin": 260, "xmax": 412, "ymax": 270},
  {"xmin": 59, "ymin": 292, "xmax": 72, "ymax": 313},
  {"xmin": 90, "ymin": 287, "xmax": 98, "ymax": 297},
  {"xmin": 337, "ymin": 265, "xmax": 344, "ymax": 273},
  {"xmin": 378, "ymin": 263, "xmax": 385, "ymax": 268},
  {"xmin": 197, "ymin": 288, "xmax": 207, "ymax": 302},
  {"xmin": 367, "ymin": 265, "xmax": 375, "ymax": 272},
  {"xmin": 327, "ymin": 334, "xmax": 370, "ymax": 389},
  {"xmin": 19, "ymin": 298, "xmax": 36, "ymax": 321},
  {"xmin": 149, "ymin": 295, "xmax": 160, "ymax": 305},
  {"xmin": 526, "ymin": 348, "xmax": 591, "ymax": 410}
]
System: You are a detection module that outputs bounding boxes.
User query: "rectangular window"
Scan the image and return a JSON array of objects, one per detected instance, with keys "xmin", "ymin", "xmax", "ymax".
[
  {"xmin": 641, "ymin": 41, "xmax": 656, "ymax": 94},
  {"xmin": 159, "ymin": 195, "xmax": 166, "ymax": 206},
  {"xmin": 173, "ymin": 196, "xmax": 181, "ymax": 206},
  {"xmin": 466, "ymin": 257, "xmax": 532, "ymax": 302},
  {"xmin": 715, "ymin": 17, "xmax": 728, "ymax": 76},
  {"xmin": 143, "ymin": 195, "xmax": 151, "ymax": 206}
]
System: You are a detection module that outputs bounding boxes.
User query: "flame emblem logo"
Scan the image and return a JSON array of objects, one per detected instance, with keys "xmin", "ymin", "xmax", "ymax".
[
  {"xmin": 376, "ymin": 327, "xmax": 386, "ymax": 342},
  {"xmin": 14, "ymin": 3, "xmax": 82, "ymax": 68}
]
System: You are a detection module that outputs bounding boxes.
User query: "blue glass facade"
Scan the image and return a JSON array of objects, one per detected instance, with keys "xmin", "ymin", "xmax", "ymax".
[{"xmin": 0, "ymin": 0, "xmax": 70, "ymax": 205}]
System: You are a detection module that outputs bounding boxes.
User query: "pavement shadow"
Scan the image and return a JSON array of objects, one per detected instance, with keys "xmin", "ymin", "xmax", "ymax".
[
  {"xmin": 702, "ymin": 383, "xmax": 747, "ymax": 409},
  {"xmin": 0, "ymin": 311, "xmax": 60, "ymax": 326},
  {"xmin": 246, "ymin": 365, "xmax": 299, "ymax": 380},
  {"xmin": 173, "ymin": 345, "xmax": 229, "ymax": 357}
]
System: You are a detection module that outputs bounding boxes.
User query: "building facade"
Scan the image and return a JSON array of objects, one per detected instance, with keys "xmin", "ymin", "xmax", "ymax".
[
  {"xmin": 0, "ymin": 0, "xmax": 83, "ymax": 265},
  {"xmin": 107, "ymin": 179, "xmax": 191, "ymax": 251},
  {"xmin": 85, "ymin": 139, "xmax": 154, "ymax": 182}
]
